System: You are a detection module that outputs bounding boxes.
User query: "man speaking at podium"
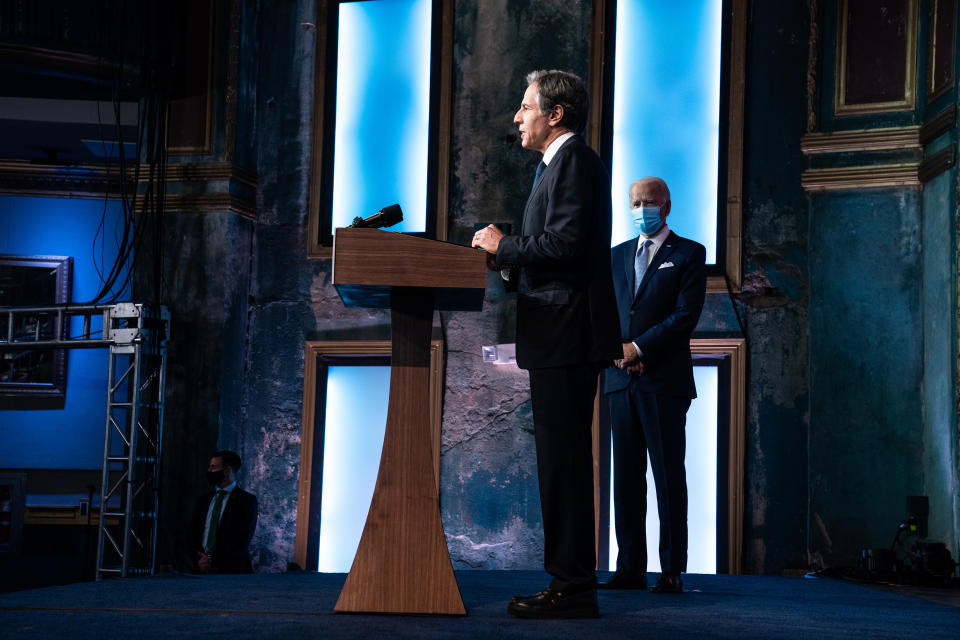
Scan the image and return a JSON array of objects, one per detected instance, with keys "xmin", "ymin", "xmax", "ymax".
[{"xmin": 472, "ymin": 70, "xmax": 620, "ymax": 619}]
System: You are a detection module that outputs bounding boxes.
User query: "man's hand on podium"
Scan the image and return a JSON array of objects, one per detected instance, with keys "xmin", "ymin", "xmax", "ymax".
[{"xmin": 472, "ymin": 224, "xmax": 505, "ymax": 269}]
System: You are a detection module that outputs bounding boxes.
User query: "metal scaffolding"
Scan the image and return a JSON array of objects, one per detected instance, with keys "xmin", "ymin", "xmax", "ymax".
[{"xmin": 0, "ymin": 302, "xmax": 170, "ymax": 579}]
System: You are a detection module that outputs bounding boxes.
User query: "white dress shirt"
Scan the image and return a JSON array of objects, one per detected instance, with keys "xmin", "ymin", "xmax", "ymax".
[{"xmin": 631, "ymin": 224, "xmax": 671, "ymax": 358}]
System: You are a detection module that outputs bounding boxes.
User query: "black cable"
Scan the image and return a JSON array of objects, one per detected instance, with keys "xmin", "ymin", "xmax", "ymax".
[{"xmin": 88, "ymin": 0, "xmax": 139, "ymax": 304}]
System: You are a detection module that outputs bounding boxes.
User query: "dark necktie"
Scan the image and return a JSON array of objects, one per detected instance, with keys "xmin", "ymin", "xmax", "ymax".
[
  {"xmin": 531, "ymin": 161, "xmax": 546, "ymax": 193},
  {"xmin": 205, "ymin": 489, "xmax": 227, "ymax": 552},
  {"xmin": 635, "ymin": 239, "xmax": 653, "ymax": 294}
]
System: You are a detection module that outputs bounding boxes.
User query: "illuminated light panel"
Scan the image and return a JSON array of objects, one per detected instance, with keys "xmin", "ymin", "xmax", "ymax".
[
  {"xmin": 0, "ymin": 195, "xmax": 129, "ymax": 470},
  {"xmin": 331, "ymin": 0, "xmax": 432, "ymax": 233},
  {"xmin": 317, "ymin": 365, "xmax": 391, "ymax": 572},
  {"xmin": 609, "ymin": 365, "xmax": 719, "ymax": 574},
  {"xmin": 610, "ymin": 0, "xmax": 722, "ymax": 264}
]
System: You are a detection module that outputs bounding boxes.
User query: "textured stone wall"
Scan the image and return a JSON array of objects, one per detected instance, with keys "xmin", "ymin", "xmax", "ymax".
[
  {"xmin": 439, "ymin": 0, "xmax": 593, "ymax": 569},
  {"xmin": 134, "ymin": 206, "xmax": 252, "ymax": 568},
  {"xmin": 239, "ymin": 0, "xmax": 328, "ymax": 573},
  {"xmin": 734, "ymin": 1, "xmax": 811, "ymax": 573},
  {"xmin": 808, "ymin": 188, "xmax": 925, "ymax": 566},
  {"xmin": 922, "ymin": 157, "xmax": 960, "ymax": 555}
]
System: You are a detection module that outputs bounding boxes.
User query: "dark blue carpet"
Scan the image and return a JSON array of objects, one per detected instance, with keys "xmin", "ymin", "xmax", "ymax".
[{"xmin": 0, "ymin": 571, "xmax": 957, "ymax": 638}]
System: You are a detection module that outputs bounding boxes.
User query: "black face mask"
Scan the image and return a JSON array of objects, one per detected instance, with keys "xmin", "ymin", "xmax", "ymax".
[{"xmin": 206, "ymin": 469, "xmax": 225, "ymax": 486}]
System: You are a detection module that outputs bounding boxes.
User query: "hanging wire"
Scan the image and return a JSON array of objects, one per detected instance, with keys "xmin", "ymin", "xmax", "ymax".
[{"xmin": 88, "ymin": 0, "xmax": 168, "ymax": 308}]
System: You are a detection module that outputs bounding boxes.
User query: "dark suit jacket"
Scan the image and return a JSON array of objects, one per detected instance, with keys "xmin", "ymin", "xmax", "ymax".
[
  {"xmin": 190, "ymin": 486, "xmax": 258, "ymax": 574},
  {"xmin": 603, "ymin": 231, "xmax": 707, "ymax": 397},
  {"xmin": 496, "ymin": 135, "xmax": 621, "ymax": 369}
]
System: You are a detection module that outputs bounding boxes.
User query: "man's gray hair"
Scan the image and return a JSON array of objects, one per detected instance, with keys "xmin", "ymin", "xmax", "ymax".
[
  {"xmin": 525, "ymin": 69, "xmax": 589, "ymax": 134},
  {"xmin": 633, "ymin": 177, "xmax": 671, "ymax": 203}
]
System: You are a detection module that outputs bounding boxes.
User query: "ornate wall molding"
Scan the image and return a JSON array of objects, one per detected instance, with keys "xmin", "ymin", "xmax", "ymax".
[
  {"xmin": 927, "ymin": 0, "xmax": 957, "ymax": 103},
  {"xmin": 918, "ymin": 146, "xmax": 955, "ymax": 184},
  {"xmin": 161, "ymin": 162, "xmax": 257, "ymax": 188},
  {"xmin": 834, "ymin": 0, "xmax": 918, "ymax": 116},
  {"xmin": 800, "ymin": 126, "xmax": 921, "ymax": 154},
  {"xmin": 691, "ymin": 338, "xmax": 746, "ymax": 575},
  {"xmin": 0, "ymin": 160, "xmax": 125, "ymax": 198},
  {"xmin": 806, "ymin": 0, "xmax": 819, "ymax": 133},
  {"xmin": 224, "ymin": 0, "xmax": 242, "ymax": 164},
  {"xmin": 167, "ymin": 2, "xmax": 216, "ymax": 155},
  {"xmin": 0, "ymin": 42, "xmax": 133, "ymax": 84},
  {"xmin": 919, "ymin": 105, "xmax": 957, "ymax": 146},
  {"xmin": 0, "ymin": 160, "xmax": 257, "ymax": 218},
  {"xmin": 801, "ymin": 162, "xmax": 920, "ymax": 191}
]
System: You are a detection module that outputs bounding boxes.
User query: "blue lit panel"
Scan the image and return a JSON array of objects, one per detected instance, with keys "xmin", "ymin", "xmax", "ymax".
[
  {"xmin": 331, "ymin": 0, "xmax": 432, "ymax": 232},
  {"xmin": 317, "ymin": 365, "xmax": 391, "ymax": 573},
  {"xmin": 0, "ymin": 195, "xmax": 129, "ymax": 470},
  {"xmin": 609, "ymin": 366, "xmax": 719, "ymax": 574},
  {"xmin": 610, "ymin": 0, "xmax": 722, "ymax": 263}
]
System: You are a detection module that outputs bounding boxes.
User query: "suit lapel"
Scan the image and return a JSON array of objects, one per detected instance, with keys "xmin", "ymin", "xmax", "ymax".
[
  {"xmin": 633, "ymin": 232, "xmax": 679, "ymax": 302},
  {"xmin": 522, "ymin": 136, "xmax": 579, "ymax": 234},
  {"xmin": 623, "ymin": 240, "xmax": 637, "ymax": 296}
]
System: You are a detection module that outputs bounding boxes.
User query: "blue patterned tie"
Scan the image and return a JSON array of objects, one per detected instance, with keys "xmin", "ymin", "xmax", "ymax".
[
  {"xmin": 635, "ymin": 239, "xmax": 653, "ymax": 294},
  {"xmin": 531, "ymin": 161, "xmax": 546, "ymax": 193}
]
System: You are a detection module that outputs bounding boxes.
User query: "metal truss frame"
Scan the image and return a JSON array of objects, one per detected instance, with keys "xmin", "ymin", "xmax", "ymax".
[{"xmin": 0, "ymin": 302, "xmax": 170, "ymax": 579}]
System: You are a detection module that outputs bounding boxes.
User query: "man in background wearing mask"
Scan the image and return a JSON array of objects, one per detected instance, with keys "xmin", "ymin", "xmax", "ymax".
[
  {"xmin": 601, "ymin": 176, "xmax": 706, "ymax": 594},
  {"xmin": 190, "ymin": 449, "xmax": 258, "ymax": 573}
]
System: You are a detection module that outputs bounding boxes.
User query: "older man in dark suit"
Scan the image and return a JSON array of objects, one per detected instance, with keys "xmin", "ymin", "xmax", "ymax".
[
  {"xmin": 473, "ymin": 69, "xmax": 620, "ymax": 619},
  {"xmin": 600, "ymin": 177, "xmax": 706, "ymax": 594},
  {"xmin": 190, "ymin": 449, "xmax": 258, "ymax": 574}
]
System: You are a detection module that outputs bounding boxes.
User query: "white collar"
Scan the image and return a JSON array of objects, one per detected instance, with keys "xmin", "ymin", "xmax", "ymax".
[
  {"xmin": 636, "ymin": 223, "xmax": 671, "ymax": 255},
  {"xmin": 217, "ymin": 481, "xmax": 237, "ymax": 495},
  {"xmin": 542, "ymin": 131, "xmax": 575, "ymax": 165}
]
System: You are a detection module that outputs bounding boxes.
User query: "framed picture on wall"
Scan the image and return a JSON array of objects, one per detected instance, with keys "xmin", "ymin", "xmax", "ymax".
[{"xmin": 0, "ymin": 254, "xmax": 73, "ymax": 403}]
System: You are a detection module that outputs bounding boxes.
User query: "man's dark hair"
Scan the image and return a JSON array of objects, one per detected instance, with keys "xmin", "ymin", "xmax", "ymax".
[
  {"xmin": 525, "ymin": 69, "xmax": 590, "ymax": 134},
  {"xmin": 214, "ymin": 449, "xmax": 242, "ymax": 471}
]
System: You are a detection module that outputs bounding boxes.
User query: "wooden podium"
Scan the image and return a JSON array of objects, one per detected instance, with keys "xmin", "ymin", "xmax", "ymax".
[{"xmin": 331, "ymin": 227, "xmax": 486, "ymax": 615}]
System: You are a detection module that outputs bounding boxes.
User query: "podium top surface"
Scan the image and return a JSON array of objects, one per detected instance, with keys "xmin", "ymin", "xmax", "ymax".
[{"xmin": 332, "ymin": 228, "xmax": 487, "ymax": 311}]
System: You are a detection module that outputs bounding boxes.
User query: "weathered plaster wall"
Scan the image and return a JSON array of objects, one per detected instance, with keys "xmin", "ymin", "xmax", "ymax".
[
  {"xmin": 139, "ymin": 210, "xmax": 254, "ymax": 567},
  {"xmin": 436, "ymin": 0, "xmax": 593, "ymax": 570},
  {"xmin": 238, "ymin": 0, "xmax": 326, "ymax": 573},
  {"xmin": 808, "ymin": 189, "xmax": 924, "ymax": 565},
  {"xmin": 922, "ymin": 142, "xmax": 960, "ymax": 555},
  {"xmin": 735, "ymin": 1, "xmax": 811, "ymax": 573},
  {"xmin": 804, "ymin": 1, "xmax": 960, "ymax": 568}
]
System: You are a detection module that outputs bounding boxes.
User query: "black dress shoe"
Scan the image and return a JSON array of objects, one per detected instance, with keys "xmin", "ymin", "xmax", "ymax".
[
  {"xmin": 506, "ymin": 587, "xmax": 600, "ymax": 619},
  {"xmin": 597, "ymin": 571, "xmax": 647, "ymax": 590},
  {"xmin": 650, "ymin": 573, "xmax": 683, "ymax": 593},
  {"xmin": 510, "ymin": 588, "xmax": 549, "ymax": 603}
]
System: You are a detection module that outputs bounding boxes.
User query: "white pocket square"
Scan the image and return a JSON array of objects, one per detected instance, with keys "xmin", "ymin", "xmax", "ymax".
[{"xmin": 658, "ymin": 262, "xmax": 674, "ymax": 269}]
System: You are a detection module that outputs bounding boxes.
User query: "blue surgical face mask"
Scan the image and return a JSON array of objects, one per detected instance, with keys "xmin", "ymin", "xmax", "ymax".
[{"xmin": 631, "ymin": 205, "xmax": 662, "ymax": 236}]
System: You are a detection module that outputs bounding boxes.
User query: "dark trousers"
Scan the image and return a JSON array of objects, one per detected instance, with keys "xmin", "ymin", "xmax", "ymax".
[
  {"xmin": 528, "ymin": 362, "xmax": 602, "ymax": 593},
  {"xmin": 608, "ymin": 383, "xmax": 690, "ymax": 575}
]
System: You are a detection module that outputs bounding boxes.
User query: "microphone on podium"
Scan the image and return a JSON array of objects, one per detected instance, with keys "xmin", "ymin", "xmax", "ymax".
[{"xmin": 350, "ymin": 204, "xmax": 404, "ymax": 229}]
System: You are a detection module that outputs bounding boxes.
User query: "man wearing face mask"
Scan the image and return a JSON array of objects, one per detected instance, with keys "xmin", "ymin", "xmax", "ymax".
[
  {"xmin": 189, "ymin": 450, "xmax": 258, "ymax": 574},
  {"xmin": 600, "ymin": 176, "xmax": 706, "ymax": 594}
]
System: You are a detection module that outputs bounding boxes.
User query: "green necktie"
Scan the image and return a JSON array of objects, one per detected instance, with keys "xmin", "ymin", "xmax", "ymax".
[{"xmin": 205, "ymin": 490, "xmax": 227, "ymax": 552}]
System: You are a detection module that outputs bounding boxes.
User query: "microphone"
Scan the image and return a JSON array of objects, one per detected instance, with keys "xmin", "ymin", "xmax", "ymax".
[{"xmin": 350, "ymin": 204, "xmax": 404, "ymax": 229}]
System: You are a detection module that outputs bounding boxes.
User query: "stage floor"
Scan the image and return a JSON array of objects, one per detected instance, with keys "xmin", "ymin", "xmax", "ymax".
[{"xmin": 1, "ymin": 571, "xmax": 958, "ymax": 638}]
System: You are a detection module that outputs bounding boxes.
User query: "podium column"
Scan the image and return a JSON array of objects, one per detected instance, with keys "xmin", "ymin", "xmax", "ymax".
[{"xmin": 334, "ymin": 288, "xmax": 465, "ymax": 615}]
